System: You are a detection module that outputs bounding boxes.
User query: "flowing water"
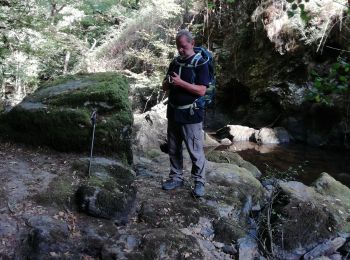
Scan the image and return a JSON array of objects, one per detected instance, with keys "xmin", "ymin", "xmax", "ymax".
[{"xmin": 216, "ymin": 142, "xmax": 350, "ymax": 187}]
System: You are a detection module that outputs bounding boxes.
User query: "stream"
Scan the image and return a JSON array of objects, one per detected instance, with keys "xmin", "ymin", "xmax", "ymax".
[{"xmin": 217, "ymin": 142, "xmax": 350, "ymax": 187}]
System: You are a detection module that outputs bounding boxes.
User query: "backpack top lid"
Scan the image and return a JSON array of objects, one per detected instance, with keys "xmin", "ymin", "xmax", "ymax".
[
  {"xmin": 193, "ymin": 46, "xmax": 212, "ymax": 63},
  {"xmin": 194, "ymin": 47, "xmax": 215, "ymax": 85}
]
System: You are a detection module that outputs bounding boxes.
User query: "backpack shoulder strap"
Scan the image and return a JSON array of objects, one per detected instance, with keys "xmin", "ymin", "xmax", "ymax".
[{"xmin": 190, "ymin": 53, "xmax": 202, "ymax": 68}]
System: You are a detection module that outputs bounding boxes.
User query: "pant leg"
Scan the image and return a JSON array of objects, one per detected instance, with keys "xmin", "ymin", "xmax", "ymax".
[
  {"xmin": 167, "ymin": 120, "xmax": 184, "ymax": 181},
  {"xmin": 182, "ymin": 122, "xmax": 206, "ymax": 184}
]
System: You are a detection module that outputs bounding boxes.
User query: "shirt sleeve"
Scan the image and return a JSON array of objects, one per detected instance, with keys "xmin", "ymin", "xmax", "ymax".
[{"xmin": 194, "ymin": 59, "xmax": 210, "ymax": 87}]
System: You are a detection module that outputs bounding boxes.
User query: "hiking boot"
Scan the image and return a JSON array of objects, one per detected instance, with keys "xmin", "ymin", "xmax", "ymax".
[
  {"xmin": 193, "ymin": 182, "xmax": 205, "ymax": 197},
  {"xmin": 162, "ymin": 179, "xmax": 184, "ymax": 190}
]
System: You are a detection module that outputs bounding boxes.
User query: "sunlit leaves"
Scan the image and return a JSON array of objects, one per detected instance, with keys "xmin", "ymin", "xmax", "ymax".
[
  {"xmin": 286, "ymin": 0, "xmax": 311, "ymax": 23},
  {"xmin": 308, "ymin": 58, "xmax": 350, "ymax": 105}
]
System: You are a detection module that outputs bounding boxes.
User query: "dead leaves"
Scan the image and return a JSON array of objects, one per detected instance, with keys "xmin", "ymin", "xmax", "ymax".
[{"xmin": 53, "ymin": 209, "xmax": 79, "ymax": 237}]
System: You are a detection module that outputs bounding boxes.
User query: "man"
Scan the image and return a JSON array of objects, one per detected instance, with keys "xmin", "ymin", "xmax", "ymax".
[{"xmin": 162, "ymin": 30, "xmax": 210, "ymax": 197}]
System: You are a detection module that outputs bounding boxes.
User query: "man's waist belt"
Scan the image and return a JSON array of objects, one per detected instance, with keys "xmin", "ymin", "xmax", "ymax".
[
  {"xmin": 169, "ymin": 103, "xmax": 196, "ymax": 109},
  {"xmin": 169, "ymin": 102, "xmax": 198, "ymax": 115}
]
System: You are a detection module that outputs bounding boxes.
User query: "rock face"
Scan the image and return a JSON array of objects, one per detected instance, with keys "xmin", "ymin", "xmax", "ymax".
[
  {"xmin": 134, "ymin": 101, "xmax": 168, "ymax": 151},
  {"xmin": 270, "ymin": 173, "xmax": 350, "ymax": 252},
  {"xmin": 204, "ymin": 1, "xmax": 350, "ymax": 149},
  {"xmin": 0, "ymin": 73, "xmax": 133, "ymax": 163},
  {"xmin": 134, "ymin": 101, "xmax": 220, "ymax": 152}
]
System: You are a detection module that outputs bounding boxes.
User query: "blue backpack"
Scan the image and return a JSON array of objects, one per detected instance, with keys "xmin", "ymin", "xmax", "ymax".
[{"xmin": 174, "ymin": 46, "xmax": 216, "ymax": 108}]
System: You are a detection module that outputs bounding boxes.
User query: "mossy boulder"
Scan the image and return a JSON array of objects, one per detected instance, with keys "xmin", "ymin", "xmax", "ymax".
[
  {"xmin": 271, "ymin": 174, "xmax": 350, "ymax": 250},
  {"xmin": 213, "ymin": 217, "xmax": 246, "ymax": 244},
  {"xmin": 206, "ymin": 161, "xmax": 267, "ymax": 207},
  {"xmin": 76, "ymin": 185, "xmax": 136, "ymax": 223},
  {"xmin": 17, "ymin": 216, "xmax": 72, "ymax": 259},
  {"xmin": 137, "ymin": 229, "xmax": 204, "ymax": 260},
  {"xmin": 73, "ymin": 157, "xmax": 136, "ymax": 188},
  {"xmin": 34, "ymin": 175, "xmax": 76, "ymax": 207},
  {"xmin": 206, "ymin": 150, "xmax": 261, "ymax": 179},
  {"xmin": 0, "ymin": 73, "xmax": 133, "ymax": 164}
]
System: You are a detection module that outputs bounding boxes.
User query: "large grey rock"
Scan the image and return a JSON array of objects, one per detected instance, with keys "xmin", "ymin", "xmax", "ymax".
[
  {"xmin": 134, "ymin": 102, "xmax": 168, "ymax": 151},
  {"xmin": 206, "ymin": 150, "xmax": 261, "ymax": 178},
  {"xmin": 134, "ymin": 101, "xmax": 219, "ymax": 152},
  {"xmin": 17, "ymin": 216, "xmax": 73, "ymax": 259},
  {"xmin": 255, "ymin": 127, "xmax": 290, "ymax": 144},
  {"xmin": 0, "ymin": 73, "xmax": 133, "ymax": 164},
  {"xmin": 304, "ymin": 237, "xmax": 346, "ymax": 260},
  {"xmin": 76, "ymin": 185, "xmax": 136, "ymax": 223},
  {"xmin": 272, "ymin": 174, "xmax": 350, "ymax": 251},
  {"xmin": 75, "ymin": 157, "xmax": 136, "ymax": 186},
  {"xmin": 227, "ymin": 125, "xmax": 257, "ymax": 142},
  {"xmin": 238, "ymin": 236, "xmax": 260, "ymax": 260}
]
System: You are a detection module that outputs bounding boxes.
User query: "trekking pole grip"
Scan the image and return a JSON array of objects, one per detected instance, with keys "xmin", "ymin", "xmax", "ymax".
[{"xmin": 90, "ymin": 110, "xmax": 97, "ymax": 125}]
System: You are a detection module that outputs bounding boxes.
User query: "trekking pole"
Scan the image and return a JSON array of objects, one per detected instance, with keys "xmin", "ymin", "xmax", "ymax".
[{"xmin": 88, "ymin": 110, "xmax": 97, "ymax": 177}]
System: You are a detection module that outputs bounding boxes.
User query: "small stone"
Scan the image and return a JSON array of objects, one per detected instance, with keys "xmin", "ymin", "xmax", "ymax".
[
  {"xmin": 329, "ymin": 254, "xmax": 342, "ymax": 260},
  {"xmin": 220, "ymin": 138, "xmax": 232, "ymax": 145},
  {"xmin": 212, "ymin": 241, "xmax": 225, "ymax": 248},
  {"xmin": 201, "ymin": 240, "xmax": 215, "ymax": 251},
  {"xmin": 200, "ymin": 227, "xmax": 214, "ymax": 238},
  {"xmin": 222, "ymin": 244, "xmax": 237, "ymax": 255}
]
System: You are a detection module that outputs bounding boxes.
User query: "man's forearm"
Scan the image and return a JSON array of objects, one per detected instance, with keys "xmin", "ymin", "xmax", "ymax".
[{"xmin": 177, "ymin": 81, "xmax": 206, "ymax": 96}]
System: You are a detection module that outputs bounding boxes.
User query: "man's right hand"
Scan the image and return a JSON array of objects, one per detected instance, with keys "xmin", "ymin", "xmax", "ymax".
[{"xmin": 162, "ymin": 78, "xmax": 170, "ymax": 91}]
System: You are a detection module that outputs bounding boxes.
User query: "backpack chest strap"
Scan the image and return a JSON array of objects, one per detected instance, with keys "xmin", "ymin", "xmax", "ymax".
[{"xmin": 175, "ymin": 53, "xmax": 202, "ymax": 78}]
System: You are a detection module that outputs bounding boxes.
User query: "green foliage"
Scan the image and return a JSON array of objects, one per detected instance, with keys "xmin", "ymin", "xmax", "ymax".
[
  {"xmin": 286, "ymin": 0, "xmax": 311, "ymax": 23},
  {"xmin": 307, "ymin": 57, "xmax": 350, "ymax": 105},
  {"xmin": 0, "ymin": 0, "xmax": 140, "ymax": 102}
]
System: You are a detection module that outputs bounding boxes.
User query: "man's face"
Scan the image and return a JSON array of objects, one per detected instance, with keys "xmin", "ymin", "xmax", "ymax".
[{"xmin": 176, "ymin": 35, "xmax": 194, "ymax": 58}]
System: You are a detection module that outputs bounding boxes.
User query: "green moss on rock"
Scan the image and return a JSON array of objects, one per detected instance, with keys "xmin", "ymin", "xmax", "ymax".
[
  {"xmin": 206, "ymin": 150, "xmax": 261, "ymax": 178},
  {"xmin": 34, "ymin": 176, "xmax": 75, "ymax": 206},
  {"xmin": 140, "ymin": 229, "xmax": 204, "ymax": 260},
  {"xmin": 0, "ymin": 72, "xmax": 133, "ymax": 164}
]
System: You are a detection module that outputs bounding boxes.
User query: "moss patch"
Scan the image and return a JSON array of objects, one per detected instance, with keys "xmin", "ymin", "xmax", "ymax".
[
  {"xmin": 34, "ymin": 175, "xmax": 76, "ymax": 206},
  {"xmin": 0, "ymin": 72, "xmax": 133, "ymax": 164},
  {"xmin": 213, "ymin": 217, "xmax": 247, "ymax": 243},
  {"xmin": 206, "ymin": 150, "xmax": 261, "ymax": 178},
  {"xmin": 139, "ymin": 228, "xmax": 204, "ymax": 260}
]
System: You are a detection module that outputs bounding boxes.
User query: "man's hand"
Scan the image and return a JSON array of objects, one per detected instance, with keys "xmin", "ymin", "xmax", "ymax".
[
  {"xmin": 170, "ymin": 72, "xmax": 206, "ymax": 96},
  {"xmin": 170, "ymin": 72, "xmax": 183, "ymax": 87},
  {"xmin": 162, "ymin": 78, "xmax": 171, "ymax": 91}
]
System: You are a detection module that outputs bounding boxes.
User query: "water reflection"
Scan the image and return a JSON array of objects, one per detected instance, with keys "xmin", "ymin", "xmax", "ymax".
[
  {"xmin": 216, "ymin": 142, "xmax": 350, "ymax": 187},
  {"xmin": 227, "ymin": 142, "xmax": 278, "ymax": 154}
]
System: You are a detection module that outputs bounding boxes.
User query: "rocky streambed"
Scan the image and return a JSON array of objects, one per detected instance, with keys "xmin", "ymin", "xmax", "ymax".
[{"xmin": 1, "ymin": 140, "xmax": 350, "ymax": 259}]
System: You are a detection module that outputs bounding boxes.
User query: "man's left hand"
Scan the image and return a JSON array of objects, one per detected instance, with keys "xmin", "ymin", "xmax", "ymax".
[{"xmin": 170, "ymin": 72, "xmax": 183, "ymax": 87}]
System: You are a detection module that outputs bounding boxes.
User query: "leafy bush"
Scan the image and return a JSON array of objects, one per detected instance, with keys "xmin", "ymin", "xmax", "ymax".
[{"xmin": 308, "ymin": 57, "xmax": 350, "ymax": 105}]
